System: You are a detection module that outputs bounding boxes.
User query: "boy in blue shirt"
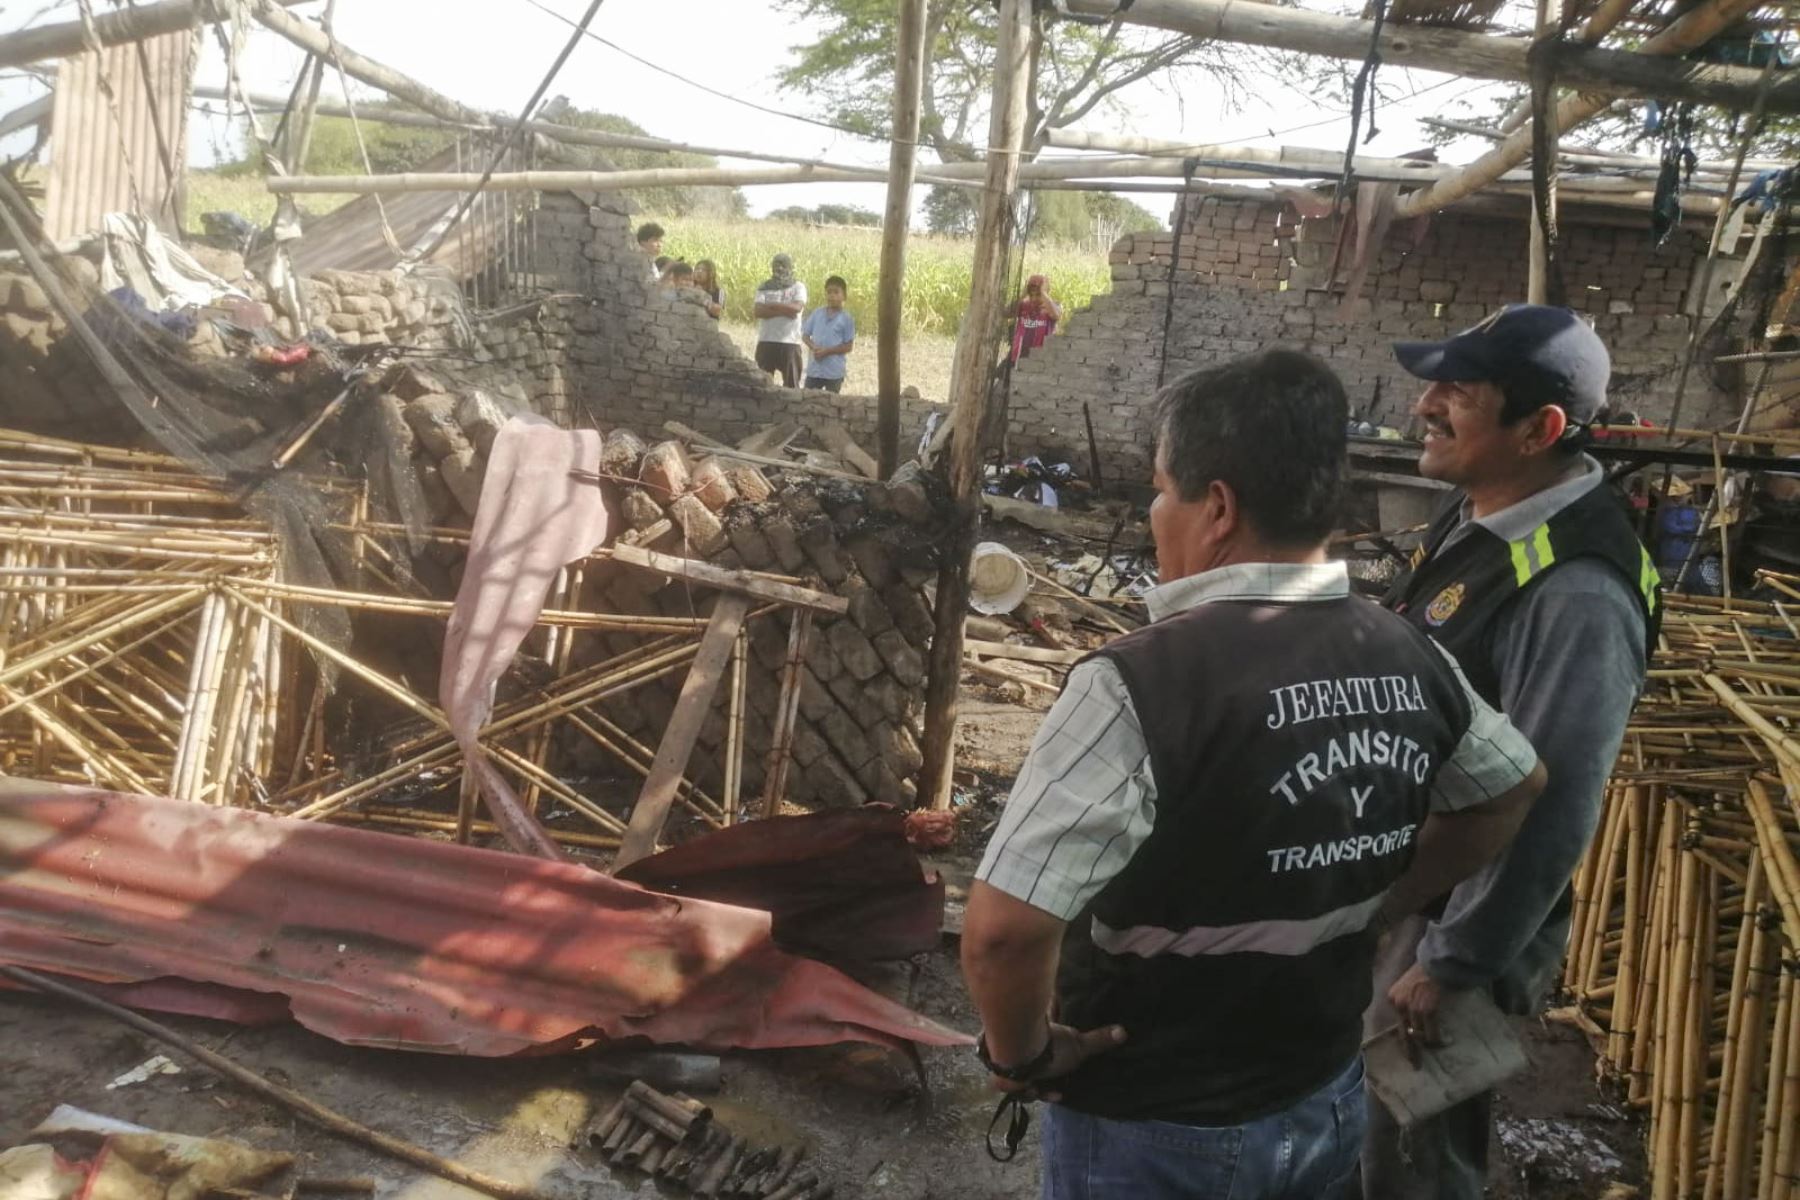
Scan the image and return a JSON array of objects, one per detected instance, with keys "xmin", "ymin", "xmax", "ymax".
[{"xmin": 802, "ymin": 276, "xmax": 856, "ymax": 393}]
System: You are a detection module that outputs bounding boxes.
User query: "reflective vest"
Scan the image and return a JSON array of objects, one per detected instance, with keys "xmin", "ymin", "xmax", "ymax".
[
  {"xmin": 1053, "ymin": 592, "xmax": 1474, "ymax": 1124},
  {"xmin": 1384, "ymin": 483, "xmax": 1661, "ymax": 705}
]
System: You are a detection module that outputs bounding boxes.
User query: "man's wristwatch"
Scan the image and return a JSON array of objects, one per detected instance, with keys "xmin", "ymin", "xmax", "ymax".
[{"xmin": 976, "ymin": 1024, "xmax": 1055, "ymax": 1083}]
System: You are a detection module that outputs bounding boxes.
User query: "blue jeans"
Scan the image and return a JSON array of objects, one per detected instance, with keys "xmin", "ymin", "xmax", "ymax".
[{"xmin": 1042, "ymin": 1057, "xmax": 1367, "ymax": 1200}]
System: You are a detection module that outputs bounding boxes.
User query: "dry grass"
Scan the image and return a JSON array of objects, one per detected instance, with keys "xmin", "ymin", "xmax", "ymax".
[{"xmin": 184, "ymin": 172, "xmax": 355, "ymax": 234}]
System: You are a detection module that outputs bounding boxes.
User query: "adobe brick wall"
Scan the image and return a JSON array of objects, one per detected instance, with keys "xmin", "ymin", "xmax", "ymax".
[
  {"xmin": 1007, "ymin": 196, "xmax": 1737, "ymax": 485},
  {"xmin": 528, "ymin": 191, "xmax": 940, "ymax": 451}
]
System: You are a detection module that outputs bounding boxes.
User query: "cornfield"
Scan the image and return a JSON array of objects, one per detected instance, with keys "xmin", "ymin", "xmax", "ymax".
[{"xmin": 659, "ymin": 216, "xmax": 1115, "ymax": 338}]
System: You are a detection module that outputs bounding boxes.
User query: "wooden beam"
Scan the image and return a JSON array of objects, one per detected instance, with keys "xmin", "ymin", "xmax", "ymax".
[
  {"xmin": 606, "ymin": 543, "xmax": 849, "ymax": 617},
  {"xmin": 920, "ymin": 0, "xmax": 1034, "ymax": 813},
  {"xmin": 0, "ymin": 0, "xmax": 307, "ymax": 70},
  {"xmin": 244, "ymin": 0, "xmax": 495, "ymax": 129},
  {"xmin": 965, "ymin": 639, "xmax": 1085, "ymax": 666},
  {"xmin": 1061, "ymin": 0, "xmax": 1800, "ymax": 115},
  {"xmin": 616, "ymin": 594, "xmax": 750, "ymax": 867},
  {"xmin": 1393, "ymin": 0, "xmax": 1768, "ymax": 218},
  {"xmin": 193, "ymin": 86, "xmax": 918, "ymax": 181},
  {"xmin": 814, "ymin": 421, "xmax": 880, "ymax": 480},
  {"xmin": 878, "ymin": 0, "xmax": 928, "ymax": 481}
]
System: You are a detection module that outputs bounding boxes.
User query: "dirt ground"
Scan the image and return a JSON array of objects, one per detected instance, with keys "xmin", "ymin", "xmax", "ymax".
[{"xmin": 0, "ymin": 691, "xmax": 1646, "ymax": 1199}]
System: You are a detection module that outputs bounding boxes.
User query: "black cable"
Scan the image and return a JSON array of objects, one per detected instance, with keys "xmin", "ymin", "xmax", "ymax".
[
  {"xmin": 1154, "ymin": 157, "xmax": 1198, "ymax": 390},
  {"xmin": 418, "ymin": 0, "xmax": 607, "ymax": 263},
  {"xmin": 1333, "ymin": 0, "xmax": 1389, "ymax": 217}
]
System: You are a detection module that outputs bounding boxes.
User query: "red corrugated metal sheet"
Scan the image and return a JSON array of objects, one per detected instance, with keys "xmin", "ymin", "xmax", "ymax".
[
  {"xmin": 0, "ymin": 782, "xmax": 970, "ymax": 1056},
  {"xmin": 44, "ymin": 30, "xmax": 193, "ymax": 240}
]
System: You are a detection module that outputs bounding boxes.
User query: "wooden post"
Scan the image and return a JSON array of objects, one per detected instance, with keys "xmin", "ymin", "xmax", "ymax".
[
  {"xmin": 1526, "ymin": 0, "xmax": 1557, "ymax": 305},
  {"xmin": 919, "ymin": 0, "xmax": 1034, "ymax": 812},
  {"xmin": 616, "ymin": 595, "xmax": 751, "ymax": 867},
  {"xmin": 877, "ymin": 0, "xmax": 928, "ymax": 481}
]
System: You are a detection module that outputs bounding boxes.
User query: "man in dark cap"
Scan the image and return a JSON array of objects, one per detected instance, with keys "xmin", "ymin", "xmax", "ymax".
[{"xmin": 1365, "ymin": 305, "xmax": 1662, "ymax": 1198}]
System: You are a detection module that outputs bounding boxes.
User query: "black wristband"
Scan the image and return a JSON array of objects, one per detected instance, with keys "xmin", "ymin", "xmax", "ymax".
[{"xmin": 976, "ymin": 1021, "xmax": 1054, "ymax": 1083}]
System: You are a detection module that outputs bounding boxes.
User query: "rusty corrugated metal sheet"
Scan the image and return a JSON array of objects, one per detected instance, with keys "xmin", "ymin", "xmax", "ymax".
[
  {"xmin": 285, "ymin": 140, "xmax": 520, "ymax": 280},
  {"xmin": 0, "ymin": 781, "xmax": 970, "ymax": 1056},
  {"xmin": 43, "ymin": 29, "xmax": 193, "ymax": 240}
]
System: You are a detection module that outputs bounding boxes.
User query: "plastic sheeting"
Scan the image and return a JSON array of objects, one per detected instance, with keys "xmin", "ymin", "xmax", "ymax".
[{"xmin": 0, "ymin": 782, "xmax": 969, "ymax": 1056}]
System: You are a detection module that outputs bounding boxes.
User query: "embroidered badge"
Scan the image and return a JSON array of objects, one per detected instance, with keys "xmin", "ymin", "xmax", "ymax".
[{"xmin": 1425, "ymin": 583, "xmax": 1466, "ymax": 626}]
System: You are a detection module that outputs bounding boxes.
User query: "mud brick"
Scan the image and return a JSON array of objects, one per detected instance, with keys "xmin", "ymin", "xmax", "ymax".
[
  {"xmin": 439, "ymin": 446, "xmax": 485, "ymax": 517},
  {"xmin": 865, "ymin": 674, "xmax": 912, "ymax": 725},
  {"xmin": 879, "ymin": 723, "xmax": 925, "ymax": 777},
  {"xmin": 806, "ymin": 751, "xmax": 869, "ymax": 808},
  {"xmin": 690, "ymin": 459, "xmax": 738, "ymax": 512},
  {"xmin": 668, "ymin": 494, "xmax": 726, "ymax": 555},
  {"xmin": 845, "ymin": 534, "xmax": 898, "ymax": 589},
  {"xmin": 638, "ymin": 441, "xmax": 691, "ymax": 500},
  {"xmin": 404, "ymin": 394, "xmax": 469, "ymax": 457},
  {"xmin": 621, "ymin": 487, "xmax": 664, "ymax": 531},
  {"xmin": 883, "ymin": 584, "xmax": 935, "ymax": 643},
  {"xmin": 798, "ymin": 668, "xmax": 836, "ymax": 723},
  {"xmin": 725, "ymin": 520, "xmax": 776, "ymax": 571},
  {"xmin": 791, "ymin": 722, "xmax": 828, "ymax": 767},
  {"xmin": 825, "ymin": 669, "xmax": 865, "ymax": 714},
  {"xmin": 797, "ymin": 521, "xmax": 849, "ymax": 585},
  {"xmin": 872, "ymin": 629, "xmax": 925, "ymax": 687},
  {"xmin": 760, "ymin": 515, "xmax": 809, "ymax": 574},
  {"xmin": 844, "ymin": 580, "xmax": 896, "ymax": 637},
  {"xmin": 601, "ymin": 428, "xmax": 646, "ymax": 476},
  {"xmin": 804, "ymin": 630, "xmax": 842, "ymax": 682},
  {"xmin": 727, "ymin": 466, "xmax": 773, "ymax": 503},
  {"xmin": 820, "ymin": 710, "xmax": 874, "ymax": 769},
  {"xmin": 827, "ymin": 619, "xmax": 884, "ymax": 681}
]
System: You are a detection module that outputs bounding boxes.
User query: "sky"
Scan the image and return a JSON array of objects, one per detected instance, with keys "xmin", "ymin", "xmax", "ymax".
[{"xmin": 0, "ymin": 0, "xmax": 1517, "ymax": 222}]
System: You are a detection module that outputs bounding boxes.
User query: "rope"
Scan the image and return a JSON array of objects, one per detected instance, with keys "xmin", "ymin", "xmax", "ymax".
[
  {"xmin": 1154, "ymin": 156, "xmax": 1198, "ymax": 390},
  {"xmin": 1649, "ymin": 49, "xmax": 1783, "ymax": 533},
  {"xmin": 1332, "ymin": 0, "xmax": 1389, "ymax": 218},
  {"xmin": 318, "ymin": 12, "xmax": 403, "ymax": 256}
]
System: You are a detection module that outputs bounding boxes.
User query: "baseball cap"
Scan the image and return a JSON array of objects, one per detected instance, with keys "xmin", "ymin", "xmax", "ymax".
[{"xmin": 1392, "ymin": 305, "xmax": 1611, "ymax": 424}]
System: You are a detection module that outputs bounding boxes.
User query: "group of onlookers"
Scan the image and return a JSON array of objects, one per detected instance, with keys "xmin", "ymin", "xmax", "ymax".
[{"xmin": 635, "ymin": 221, "xmax": 1069, "ymax": 393}]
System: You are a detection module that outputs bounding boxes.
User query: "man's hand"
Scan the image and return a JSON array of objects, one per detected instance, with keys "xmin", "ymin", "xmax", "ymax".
[
  {"xmin": 1389, "ymin": 963, "xmax": 1451, "ymax": 1061},
  {"xmin": 988, "ymin": 1021, "xmax": 1127, "ymax": 1100}
]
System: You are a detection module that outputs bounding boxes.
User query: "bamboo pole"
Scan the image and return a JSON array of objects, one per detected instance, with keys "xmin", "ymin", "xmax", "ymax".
[
  {"xmin": 1392, "ymin": 0, "xmax": 1768, "ymax": 218},
  {"xmin": 1057, "ymin": 0, "xmax": 1800, "ymax": 114},
  {"xmin": 0, "ymin": 0, "xmax": 308, "ymax": 70},
  {"xmin": 876, "ymin": 0, "xmax": 927, "ymax": 480}
]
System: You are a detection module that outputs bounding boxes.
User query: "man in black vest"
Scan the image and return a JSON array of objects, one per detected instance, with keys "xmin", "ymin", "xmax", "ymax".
[
  {"xmin": 1365, "ymin": 306, "xmax": 1661, "ymax": 1199},
  {"xmin": 961, "ymin": 349, "xmax": 1546, "ymax": 1199}
]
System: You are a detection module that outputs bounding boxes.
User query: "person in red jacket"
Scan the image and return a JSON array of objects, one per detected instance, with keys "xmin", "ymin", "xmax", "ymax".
[{"xmin": 1010, "ymin": 274, "xmax": 1062, "ymax": 362}]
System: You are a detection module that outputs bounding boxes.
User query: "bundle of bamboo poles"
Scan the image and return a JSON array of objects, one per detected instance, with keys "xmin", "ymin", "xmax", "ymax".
[
  {"xmin": 1564, "ymin": 591, "xmax": 1800, "ymax": 1200},
  {"xmin": 0, "ymin": 431, "xmax": 287, "ymax": 803},
  {"xmin": 0, "ymin": 428, "xmax": 802, "ymax": 857}
]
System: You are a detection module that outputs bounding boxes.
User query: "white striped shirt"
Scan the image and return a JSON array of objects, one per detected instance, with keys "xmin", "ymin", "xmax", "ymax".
[{"xmin": 975, "ymin": 560, "xmax": 1538, "ymax": 920}]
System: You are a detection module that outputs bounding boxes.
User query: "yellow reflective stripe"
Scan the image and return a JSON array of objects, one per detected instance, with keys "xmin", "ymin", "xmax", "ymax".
[
  {"xmin": 1531, "ymin": 525, "xmax": 1555, "ymax": 571},
  {"xmin": 1640, "ymin": 545, "xmax": 1661, "ymax": 613},
  {"xmin": 1509, "ymin": 523, "xmax": 1555, "ymax": 586},
  {"xmin": 1509, "ymin": 539, "xmax": 1532, "ymax": 586}
]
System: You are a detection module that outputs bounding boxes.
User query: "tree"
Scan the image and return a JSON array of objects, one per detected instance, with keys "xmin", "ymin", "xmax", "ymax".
[
  {"xmin": 776, "ymin": 0, "xmax": 1256, "ymax": 164},
  {"xmin": 922, "ymin": 184, "xmax": 976, "ymax": 236},
  {"xmin": 1026, "ymin": 190, "xmax": 1164, "ymax": 244}
]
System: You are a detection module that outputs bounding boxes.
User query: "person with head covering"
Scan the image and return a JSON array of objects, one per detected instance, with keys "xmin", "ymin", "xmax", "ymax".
[
  {"xmin": 693, "ymin": 259, "xmax": 725, "ymax": 320},
  {"xmin": 1366, "ymin": 305, "xmax": 1661, "ymax": 1199},
  {"xmin": 753, "ymin": 253, "xmax": 808, "ymax": 388},
  {"xmin": 961, "ymin": 349, "xmax": 1543, "ymax": 1200},
  {"xmin": 1011, "ymin": 274, "xmax": 1063, "ymax": 362}
]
